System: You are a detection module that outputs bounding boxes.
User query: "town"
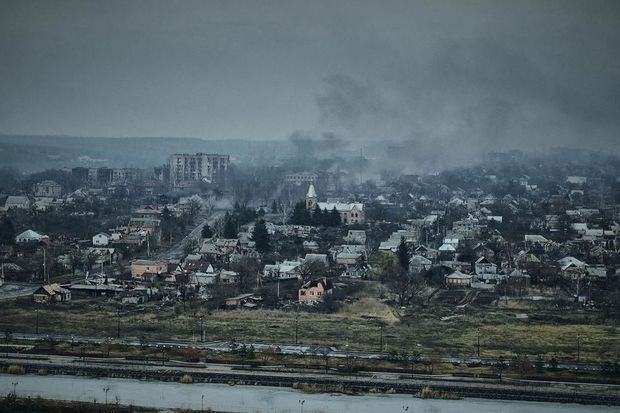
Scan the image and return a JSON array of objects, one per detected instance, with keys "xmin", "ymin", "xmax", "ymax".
[{"xmin": 0, "ymin": 146, "xmax": 618, "ymax": 392}]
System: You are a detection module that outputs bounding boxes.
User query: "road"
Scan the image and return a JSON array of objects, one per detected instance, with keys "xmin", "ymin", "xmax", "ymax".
[
  {"xmin": 156, "ymin": 209, "xmax": 225, "ymax": 260},
  {"xmin": 1, "ymin": 352, "xmax": 619, "ymax": 405},
  {"xmin": 8, "ymin": 332, "xmax": 606, "ymax": 372}
]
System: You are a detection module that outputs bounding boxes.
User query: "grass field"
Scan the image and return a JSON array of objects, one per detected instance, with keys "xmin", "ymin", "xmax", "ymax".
[{"xmin": 0, "ymin": 295, "xmax": 617, "ymax": 362}]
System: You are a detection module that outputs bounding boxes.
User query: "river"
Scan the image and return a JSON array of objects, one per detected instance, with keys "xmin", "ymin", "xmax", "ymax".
[{"xmin": 0, "ymin": 374, "xmax": 616, "ymax": 413}]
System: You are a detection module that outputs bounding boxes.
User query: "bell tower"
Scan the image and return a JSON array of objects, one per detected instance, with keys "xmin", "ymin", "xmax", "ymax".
[{"xmin": 305, "ymin": 183, "xmax": 317, "ymax": 210}]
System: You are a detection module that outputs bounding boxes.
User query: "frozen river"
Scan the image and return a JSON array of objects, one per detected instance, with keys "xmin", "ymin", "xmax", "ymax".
[{"xmin": 1, "ymin": 374, "xmax": 616, "ymax": 413}]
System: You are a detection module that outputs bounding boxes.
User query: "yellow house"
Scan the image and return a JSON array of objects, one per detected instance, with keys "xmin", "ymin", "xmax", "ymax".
[
  {"xmin": 445, "ymin": 270, "xmax": 473, "ymax": 288},
  {"xmin": 131, "ymin": 259, "xmax": 167, "ymax": 278}
]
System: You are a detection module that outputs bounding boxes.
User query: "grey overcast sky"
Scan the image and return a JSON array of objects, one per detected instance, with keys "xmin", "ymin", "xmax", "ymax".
[{"xmin": 0, "ymin": 0, "xmax": 619, "ymax": 151}]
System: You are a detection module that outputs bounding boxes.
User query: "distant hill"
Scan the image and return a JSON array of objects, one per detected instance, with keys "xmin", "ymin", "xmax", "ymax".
[{"xmin": 0, "ymin": 135, "xmax": 289, "ymax": 172}]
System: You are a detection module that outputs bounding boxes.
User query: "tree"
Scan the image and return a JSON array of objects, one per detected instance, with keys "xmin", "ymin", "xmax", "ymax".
[
  {"xmin": 252, "ymin": 219, "xmax": 271, "ymax": 253},
  {"xmin": 0, "ymin": 217, "xmax": 15, "ymax": 244},
  {"xmin": 388, "ymin": 271, "xmax": 424, "ymax": 307},
  {"xmin": 397, "ymin": 237, "xmax": 410, "ymax": 271},
  {"xmin": 271, "ymin": 200, "xmax": 279, "ymax": 214},
  {"xmin": 312, "ymin": 204, "xmax": 324, "ymax": 226},
  {"xmin": 223, "ymin": 213, "xmax": 238, "ymax": 238},
  {"xmin": 371, "ymin": 252, "xmax": 398, "ymax": 282},
  {"xmin": 511, "ymin": 353, "xmax": 533, "ymax": 378},
  {"xmin": 290, "ymin": 202, "xmax": 311, "ymax": 225},
  {"xmin": 298, "ymin": 260, "xmax": 328, "ymax": 280},
  {"xmin": 233, "ymin": 256, "xmax": 260, "ymax": 292},
  {"xmin": 329, "ymin": 207, "xmax": 341, "ymax": 226},
  {"xmin": 201, "ymin": 223, "xmax": 213, "ymax": 239}
]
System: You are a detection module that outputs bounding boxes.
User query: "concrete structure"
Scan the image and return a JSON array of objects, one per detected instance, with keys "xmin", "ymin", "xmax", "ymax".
[
  {"xmin": 33, "ymin": 180, "xmax": 62, "ymax": 197},
  {"xmin": 285, "ymin": 171, "xmax": 318, "ymax": 186},
  {"xmin": 169, "ymin": 153, "xmax": 230, "ymax": 188}
]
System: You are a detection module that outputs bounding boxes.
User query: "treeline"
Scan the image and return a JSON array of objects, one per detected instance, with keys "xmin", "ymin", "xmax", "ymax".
[
  {"xmin": 289, "ymin": 202, "xmax": 340, "ymax": 226},
  {"xmin": 220, "ymin": 202, "xmax": 259, "ymax": 238}
]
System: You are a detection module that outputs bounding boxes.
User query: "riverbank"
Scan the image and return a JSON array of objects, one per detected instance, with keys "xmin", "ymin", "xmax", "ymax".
[
  {"xmin": 2, "ymin": 374, "xmax": 618, "ymax": 413},
  {"xmin": 0, "ymin": 396, "xmax": 161, "ymax": 413},
  {"xmin": 2, "ymin": 354, "xmax": 619, "ymax": 405}
]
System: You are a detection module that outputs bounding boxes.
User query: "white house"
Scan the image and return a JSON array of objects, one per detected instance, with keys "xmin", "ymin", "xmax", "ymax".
[
  {"xmin": 92, "ymin": 233, "xmax": 111, "ymax": 246},
  {"xmin": 5, "ymin": 196, "xmax": 30, "ymax": 210},
  {"xmin": 475, "ymin": 257, "xmax": 497, "ymax": 275},
  {"xmin": 15, "ymin": 229, "xmax": 44, "ymax": 243}
]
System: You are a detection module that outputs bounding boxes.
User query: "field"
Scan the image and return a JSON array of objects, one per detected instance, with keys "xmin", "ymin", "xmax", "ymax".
[{"xmin": 0, "ymin": 294, "xmax": 617, "ymax": 362}]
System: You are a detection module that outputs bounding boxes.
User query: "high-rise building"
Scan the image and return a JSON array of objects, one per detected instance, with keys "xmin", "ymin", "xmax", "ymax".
[{"xmin": 168, "ymin": 153, "xmax": 230, "ymax": 188}]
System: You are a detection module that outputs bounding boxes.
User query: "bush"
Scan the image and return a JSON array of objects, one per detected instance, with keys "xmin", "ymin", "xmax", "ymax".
[
  {"xmin": 416, "ymin": 386, "xmax": 460, "ymax": 400},
  {"xmin": 179, "ymin": 374, "xmax": 193, "ymax": 384},
  {"xmin": 37, "ymin": 368, "xmax": 48, "ymax": 376},
  {"xmin": 7, "ymin": 364, "xmax": 25, "ymax": 374}
]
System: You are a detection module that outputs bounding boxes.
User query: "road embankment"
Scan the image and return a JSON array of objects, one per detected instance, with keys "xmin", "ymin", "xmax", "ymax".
[{"xmin": 1, "ymin": 355, "xmax": 619, "ymax": 405}]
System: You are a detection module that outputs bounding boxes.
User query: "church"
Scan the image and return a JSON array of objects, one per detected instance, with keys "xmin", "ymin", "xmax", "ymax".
[{"xmin": 305, "ymin": 184, "xmax": 365, "ymax": 225}]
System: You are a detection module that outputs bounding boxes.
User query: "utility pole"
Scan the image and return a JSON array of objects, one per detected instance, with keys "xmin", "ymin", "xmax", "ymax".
[
  {"xmin": 35, "ymin": 309, "xmax": 39, "ymax": 335},
  {"xmin": 116, "ymin": 309, "xmax": 121, "ymax": 339},
  {"xmin": 477, "ymin": 329, "xmax": 480, "ymax": 357},
  {"xmin": 42, "ymin": 247, "xmax": 47, "ymax": 283},
  {"xmin": 295, "ymin": 312, "xmax": 299, "ymax": 344},
  {"xmin": 577, "ymin": 334, "xmax": 580, "ymax": 362},
  {"xmin": 379, "ymin": 325, "xmax": 384, "ymax": 353},
  {"xmin": 200, "ymin": 315, "xmax": 204, "ymax": 342}
]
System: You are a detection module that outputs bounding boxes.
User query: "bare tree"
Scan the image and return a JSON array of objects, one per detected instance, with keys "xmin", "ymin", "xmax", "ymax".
[
  {"xmin": 232, "ymin": 256, "xmax": 260, "ymax": 292},
  {"xmin": 297, "ymin": 260, "xmax": 328, "ymax": 281},
  {"xmin": 388, "ymin": 270, "xmax": 425, "ymax": 307}
]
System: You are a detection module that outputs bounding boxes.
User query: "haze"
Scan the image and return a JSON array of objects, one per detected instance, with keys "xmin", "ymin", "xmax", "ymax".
[{"xmin": 1, "ymin": 0, "xmax": 619, "ymax": 154}]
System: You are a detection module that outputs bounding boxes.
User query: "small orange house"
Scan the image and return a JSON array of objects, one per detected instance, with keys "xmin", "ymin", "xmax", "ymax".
[{"xmin": 298, "ymin": 277, "xmax": 334, "ymax": 303}]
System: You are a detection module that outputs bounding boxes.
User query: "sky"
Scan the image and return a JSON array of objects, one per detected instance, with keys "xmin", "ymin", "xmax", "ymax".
[{"xmin": 0, "ymin": 0, "xmax": 619, "ymax": 154}]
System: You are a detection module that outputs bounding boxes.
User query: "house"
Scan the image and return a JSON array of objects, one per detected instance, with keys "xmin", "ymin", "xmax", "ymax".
[
  {"xmin": 524, "ymin": 234, "xmax": 551, "ymax": 245},
  {"xmin": 344, "ymin": 230, "xmax": 367, "ymax": 244},
  {"xmin": 409, "ymin": 255, "xmax": 432, "ymax": 273},
  {"xmin": 33, "ymin": 180, "xmax": 62, "ymax": 198},
  {"xmin": 188, "ymin": 265, "xmax": 217, "ymax": 286},
  {"xmin": 263, "ymin": 260, "xmax": 303, "ymax": 280},
  {"xmin": 85, "ymin": 247, "xmax": 121, "ymax": 266},
  {"xmin": 200, "ymin": 238, "xmax": 240, "ymax": 262},
  {"xmin": 182, "ymin": 254, "xmax": 212, "ymax": 273},
  {"xmin": 304, "ymin": 253, "xmax": 328, "ymax": 265},
  {"xmin": 33, "ymin": 283, "xmax": 71, "ymax": 303},
  {"xmin": 298, "ymin": 277, "xmax": 334, "ymax": 303},
  {"xmin": 305, "ymin": 184, "xmax": 365, "ymax": 225},
  {"xmin": 131, "ymin": 259, "xmax": 168, "ymax": 278},
  {"xmin": 302, "ymin": 240, "xmax": 319, "ymax": 252},
  {"xmin": 92, "ymin": 233, "xmax": 111, "ymax": 246},
  {"xmin": 445, "ymin": 271, "xmax": 473, "ymax": 288},
  {"xmin": 15, "ymin": 229, "xmax": 44, "ymax": 244},
  {"xmin": 5, "ymin": 196, "xmax": 30, "ymax": 210},
  {"xmin": 475, "ymin": 257, "xmax": 497, "ymax": 275},
  {"xmin": 558, "ymin": 256, "xmax": 587, "ymax": 279},
  {"xmin": 127, "ymin": 217, "xmax": 161, "ymax": 245}
]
